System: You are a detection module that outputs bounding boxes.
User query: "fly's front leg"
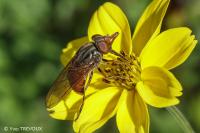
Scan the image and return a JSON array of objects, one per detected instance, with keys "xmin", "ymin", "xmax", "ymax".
[
  {"xmin": 74, "ymin": 71, "xmax": 93, "ymax": 121},
  {"xmin": 110, "ymin": 49, "xmax": 128, "ymax": 61},
  {"xmin": 102, "ymin": 58, "xmax": 113, "ymax": 62}
]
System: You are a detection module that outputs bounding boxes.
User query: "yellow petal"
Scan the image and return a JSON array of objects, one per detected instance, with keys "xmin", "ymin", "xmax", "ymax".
[
  {"xmin": 116, "ymin": 90, "xmax": 149, "ymax": 133},
  {"xmin": 47, "ymin": 90, "xmax": 82, "ymax": 120},
  {"xmin": 132, "ymin": 0, "xmax": 170, "ymax": 56},
  {"xmin": 60, "ymin": 36, "xmax": 88, "ymax": 66},
  {"xmin": 140, "ymin": 27, "xmax": 197, "ymax": 70},
  {"xmin": 136, "ymin": 66, "xmax": 182, "ymax": 108},
  {"xmin": 89, "ymin": 69, "xmax": 113, "ymax": 89},
  {"xmin": 47, "ymin": 70, "xmax": 106, "ymax": 120},
  {"xmin": 88, "ymin": 2, "xmax": 132, "ymax": 55},
  {"xmin": 73, "ymin": 87, "xmax": 121, "ymax": 133}
]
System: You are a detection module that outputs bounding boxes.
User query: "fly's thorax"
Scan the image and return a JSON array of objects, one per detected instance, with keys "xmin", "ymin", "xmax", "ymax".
[
  {"xmin": 72, "ymin": 43, "xmax": 102, "ymax": 66},
  {"xmin": 99, "ymin": 51, "xmax": 141, "ymax": 90}
]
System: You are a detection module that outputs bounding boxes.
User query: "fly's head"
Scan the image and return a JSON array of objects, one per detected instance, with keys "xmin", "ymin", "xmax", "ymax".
[{"xmin": 92, "ymin": 32, "xmax": 119, "ymax": 54}]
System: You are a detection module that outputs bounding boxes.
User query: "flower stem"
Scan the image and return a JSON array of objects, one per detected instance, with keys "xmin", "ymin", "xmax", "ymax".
[{"xmin": 166, "ymin": 106, "xmax": 195, "ymax": 133}]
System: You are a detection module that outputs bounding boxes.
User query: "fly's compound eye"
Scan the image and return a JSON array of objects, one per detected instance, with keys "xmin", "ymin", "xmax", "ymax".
[{"xmin": 96, "ymin": 41, "xmax": 111, "ymax": 54}]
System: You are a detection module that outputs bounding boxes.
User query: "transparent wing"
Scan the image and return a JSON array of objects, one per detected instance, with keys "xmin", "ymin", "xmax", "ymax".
[
  {"xmin": 45, "ymin": 64, "xmax": 73, "ymax": 108},
  {"xmin": 45, "ymin": 63, "xmax": 96, "ymax": 108}
]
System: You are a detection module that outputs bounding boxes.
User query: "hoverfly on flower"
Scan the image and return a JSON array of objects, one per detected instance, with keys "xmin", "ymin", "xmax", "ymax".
[{"xmin": 46, "ymin": 32, "xmax": 124, "ymax": 119}]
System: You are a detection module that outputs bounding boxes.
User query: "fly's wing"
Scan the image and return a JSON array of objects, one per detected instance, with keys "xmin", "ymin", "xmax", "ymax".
[
  {"xmin": 45, "ymin": 63, "xmax": 72, "ymax": 108},
  {"xmin": 45, "ymin": 63, "xmax": 96, "ymax": 109},
  {"xmin": 46, "ymin": 43, "xmax": 102, "ymax": 109}
]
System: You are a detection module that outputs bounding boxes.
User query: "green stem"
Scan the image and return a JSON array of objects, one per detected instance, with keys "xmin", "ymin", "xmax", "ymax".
[{"xmin": 166, "ymin": 106, "xmax": 195, "ymax": 133}]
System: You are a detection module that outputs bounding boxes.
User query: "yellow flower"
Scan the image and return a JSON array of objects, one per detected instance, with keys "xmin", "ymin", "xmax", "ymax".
[{"xmin": 47, "ymin": 0, "xmax": 197, "ymax": 133}]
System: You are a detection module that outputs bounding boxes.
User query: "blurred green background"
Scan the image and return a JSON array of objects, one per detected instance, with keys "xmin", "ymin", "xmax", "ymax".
[{"xmin": 0, "ymin": 0, "xmax": 199, "ymax": 133}]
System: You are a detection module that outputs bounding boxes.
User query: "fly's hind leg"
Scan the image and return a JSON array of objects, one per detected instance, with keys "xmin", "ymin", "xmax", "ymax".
[{"xmin": 74, "ymin": 71, "xmax": 93, "ymax": 121}]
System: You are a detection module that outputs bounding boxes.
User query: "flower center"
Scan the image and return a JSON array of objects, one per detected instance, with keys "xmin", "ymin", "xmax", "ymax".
[{"xmin": 98, "ymin": 51, "xmax": 141, "ymax": 90}]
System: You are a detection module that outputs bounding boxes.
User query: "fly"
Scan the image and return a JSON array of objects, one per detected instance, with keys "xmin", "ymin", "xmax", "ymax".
[{"xmin": 46, "ymin": 32, "xmax": 124, "ymax": 120}]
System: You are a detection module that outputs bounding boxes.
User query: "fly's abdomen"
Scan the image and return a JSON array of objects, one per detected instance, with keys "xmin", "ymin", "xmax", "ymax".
[
  {"xmin": 67, "ymin": 68, "xmax": 86, "ymax": 93},
  {"xmin": 67, "ymin": 42, "xmax": 102, "ymax": 93}
]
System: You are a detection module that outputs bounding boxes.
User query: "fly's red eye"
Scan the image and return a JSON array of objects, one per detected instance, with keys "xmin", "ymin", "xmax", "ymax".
[
  {"xmin": 93, "ymin": 32, "xmax": 119, "ymax": 54},
  {"xmin": 97, "ymin": 42, "xmax": 110, "ymax": 53}
]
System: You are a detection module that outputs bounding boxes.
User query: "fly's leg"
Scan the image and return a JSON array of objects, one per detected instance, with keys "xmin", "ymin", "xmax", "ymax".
[
  {"xmin": 74, "ymin": 71, "xmax": 93, "ymax": 121},
  {"xmin": 110, "ymin": 49, "xmax": 128, "ymax": 61},
  {"xmin": 102, "ymin": 58, "xmax": 113, "ymax": 62}
]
